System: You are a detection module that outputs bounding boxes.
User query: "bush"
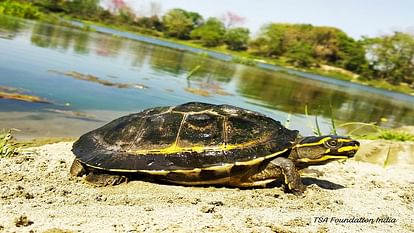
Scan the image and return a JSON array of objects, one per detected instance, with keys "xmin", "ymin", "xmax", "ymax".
[{"xmin": 0, "ymin": 0, "xmax": 42, "ymax": 19}]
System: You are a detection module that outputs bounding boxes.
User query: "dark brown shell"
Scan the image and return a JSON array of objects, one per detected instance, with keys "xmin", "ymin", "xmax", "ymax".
[{"xmin": 72, "ymin": 102, "xmax": 299, "ymax": 171}]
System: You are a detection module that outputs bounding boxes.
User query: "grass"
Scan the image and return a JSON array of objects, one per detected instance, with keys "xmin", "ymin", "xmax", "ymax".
[
  {"xmin": 362, "ymin": 128, "xmax": 414, "ymax": 141},
  {"xmin": 304, "ymin": 106, "xmax": 414, "ymax": 141},
  {"xmin": 0, "ymin": 129, "xmax": 19, "ymax": 157}
]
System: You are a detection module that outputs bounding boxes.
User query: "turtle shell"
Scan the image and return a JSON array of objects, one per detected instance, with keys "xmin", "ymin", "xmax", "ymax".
[{"xmin": 72, "ymin": 102, "xmax": 299, "ymax": 174}]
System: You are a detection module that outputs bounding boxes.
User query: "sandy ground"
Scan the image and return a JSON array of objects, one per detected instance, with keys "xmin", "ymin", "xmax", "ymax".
[{"xmin": 0, "ymin": 142, "xmax": 413, "ymax": 233}]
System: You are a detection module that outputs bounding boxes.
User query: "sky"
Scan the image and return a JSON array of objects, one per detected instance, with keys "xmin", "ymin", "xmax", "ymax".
[{"xmin": 126, "ymin": 0, "xmax": 414, "ymax": 39}]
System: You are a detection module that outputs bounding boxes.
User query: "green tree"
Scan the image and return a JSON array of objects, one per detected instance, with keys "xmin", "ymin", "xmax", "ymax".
[
  {"xmin": 190, "ymin": 17, "xmax": 225, "ymax": 47},
  {"xmin": 285, "ymin": 41, "xmax": 314, "ymax": 67},
  {"xmin": 135, "ymin": 15, "xmax": 163, "ymax": 31},
  {"xmin": 66, "ymin": 0, "xmax": 99, "ymax": 17},
  {"xmin": 248, "ymin": 23, "xmax": 287, "ymax": 57},
  {"xmin": 224, "ymin": 27, "xmax": 249, "ymax": 50},
  {"xmin": 162, "ymin": 8, "xmax": 195, "ymax": 39},
  {"xmin": 249, "ymin": 23, "xmax": 366, "ymax": 69},
  {"xmin": 186, "ymin": 11, "xmax": 203, "ymax": 27},
  {"xmin": 363, "ymin": 32, "xmax": 414, "ymax": 85},
  {"xmin": 33, "ymin": 0, "xmax": 67, "ymax": 12},
  {"xmin": 0, "ymin": 0, "xmax": 42, "ymax": 19},
  {"xmin": 336, "ymin": 35, "xmax": 367, "ymax": 72}
]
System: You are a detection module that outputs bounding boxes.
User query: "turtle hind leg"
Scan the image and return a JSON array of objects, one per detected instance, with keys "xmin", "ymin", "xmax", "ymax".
[
  {"xmin": 85, "ymin": 172, "xmax": 128, "ymax": 186},
  {"xmin": 70, "ymin": 159, "xmax": 87, "ymax": 177}
]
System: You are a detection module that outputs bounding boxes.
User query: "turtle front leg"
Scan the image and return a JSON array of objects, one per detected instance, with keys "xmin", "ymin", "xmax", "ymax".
[{"xmin": 270, "ymin": 157, "xmax": 305, "ymax": 195}]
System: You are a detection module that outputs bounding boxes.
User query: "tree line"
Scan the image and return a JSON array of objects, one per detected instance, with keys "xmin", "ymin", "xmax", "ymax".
[{"xmin": 1, "ymin": 0, "xmax": 413, "ymax": 88}]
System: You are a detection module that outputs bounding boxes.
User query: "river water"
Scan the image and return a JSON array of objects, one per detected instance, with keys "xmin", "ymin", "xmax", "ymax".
[{"xmin": 0, "ymin": 16, "xmax": 413, "ymax": 140}]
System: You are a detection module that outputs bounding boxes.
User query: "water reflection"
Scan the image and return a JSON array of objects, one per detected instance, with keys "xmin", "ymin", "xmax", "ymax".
[
  {"xmin": 30, "ymin": 22, "xmax": 91, "ymax": 53},
  {"xmin": 0, "ymin": 16, "xmax": 24, "ymax": 39},
  {"xmin": 236, "ymin": 67, "xmax": 413, "ymax": 127}
]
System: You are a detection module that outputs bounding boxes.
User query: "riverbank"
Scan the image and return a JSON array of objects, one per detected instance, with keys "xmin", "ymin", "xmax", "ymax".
[{"xmin": 0, "ymin": 140, "xmax": 412, "ymax": 232}]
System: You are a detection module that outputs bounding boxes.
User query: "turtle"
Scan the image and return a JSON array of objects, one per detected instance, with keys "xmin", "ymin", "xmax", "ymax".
[{"xmin": 70, "ymin": 102, "xmax": 359, "ymax": 194}]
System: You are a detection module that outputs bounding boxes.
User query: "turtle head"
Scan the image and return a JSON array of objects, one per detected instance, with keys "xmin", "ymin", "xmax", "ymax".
[{"xmin": 290, "ymin": 135, "xmax": 359, "ymax": 167}]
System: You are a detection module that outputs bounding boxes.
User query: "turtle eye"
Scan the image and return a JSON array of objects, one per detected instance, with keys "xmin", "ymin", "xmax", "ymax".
[{"xmin": 324, "ymin": 139, "xmax": 342, "ymax": 149}]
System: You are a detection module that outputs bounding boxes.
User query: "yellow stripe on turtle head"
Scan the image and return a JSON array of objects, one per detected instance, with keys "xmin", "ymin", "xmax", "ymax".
[
  {"xmin": 297, "ymin": 155, "xmax": 349, "ymax": 163},
  {"xmin": 293, "ymin": 137, "xmax": 331, "ymax": 148},
  {"xmin": 338, "ymin": 145, "xmax": 359, "ymax": 153}
]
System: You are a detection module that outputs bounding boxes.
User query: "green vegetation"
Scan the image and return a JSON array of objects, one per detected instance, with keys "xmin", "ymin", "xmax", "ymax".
[
  {"xmin": 331, "ymin": 120, "xmax": 414, "ymax": 142},
  {"xmin": 0, "ymin": 0, "xmax": 42, "ymax": 19},
  {"xmin": 1, "ymin": 0, "xmax": 413, "ymax": 94},
  {"xmin": 231, "ymin": 56, "xmax": 256, "ymax": 66},
  {"xmin": 362, "ymin": 128, "xmax": 414, "ymax": 142},
  {"xmin": 0, "ymin": 129, "xmax": 18, "ymax": 157},
  {"xmin": 362, "ymin": 32, "xmax": 414, "ymax": 86},
  {"xmin": 191, "ymin": 17, "xmax": 225, "ymax": 47}
]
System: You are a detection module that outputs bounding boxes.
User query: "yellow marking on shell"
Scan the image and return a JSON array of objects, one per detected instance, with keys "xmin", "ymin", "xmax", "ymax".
[
  {"xmin": 106, "ymin": 168, "xmax": 171, "ymax": 175},
  {"xmin": 130, "ymin": 138, "xmax": 268, "ymax": 155},
  {"xmin": 297, "ymin": 155, "xmax": 349, "ymax": 163},
  {"xmin": 232, "ymin": 179, "xmax": 277, "ymax": 187},
  {"xmin": 165, "ymin": 177, "xmax": 231, "ymax": 186},
  {"xmin": 338, "ymin": 145, "xmax": 359, "ymax": 152},
  {"xmin": 85, "ymin": 164, "xmax": 172, "ymax": 175},
  {"xmin": 234, "ymin": 148, "xmax": 289, "ymax": 166},
  {"xmin": 168, "ymin": 168, "xmax": 202, "ymax": 174},
  {"xmin": 293, "ymin": 137, "xmax": 331, "ymax": 148},
  {"xmin": 138, "ymin": 148, "xmax": 288, "ymax": 177},
  {"xmin": 248, "ymin": 179, "xmax": 277, "ymax": 187},
  {"xmin": 139, "ymin": 170, "xmax": 171, "ymax": 175},
  {"xmin": 203, "ymin": 163, "xmax": 234, "ymax": 172}
]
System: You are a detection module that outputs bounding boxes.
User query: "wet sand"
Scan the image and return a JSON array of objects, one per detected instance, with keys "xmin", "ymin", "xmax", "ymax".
[{"xmin": 0, "ymin": 142, "xmax": 413, "ymax": 233}]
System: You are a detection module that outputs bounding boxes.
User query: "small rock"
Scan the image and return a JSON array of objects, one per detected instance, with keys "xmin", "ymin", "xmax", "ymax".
[
  {"xmin": 61, "ymin": 190, "xmax": 71, "ymax": 196},
  {"xmin": 15, "ymin": 215, "xmax": 33, "ymax": 227},
  {"xmin": 200, "ymin": 206, "xmax": 215, "ymax": 213},
  {"xmin": 58, "ymin": 160, "xmax": 67, "ymax": 168},
  {"xmin": 25, "ymin": 192, "xmax": 34, "ymax": 199},
  {"xmin": 15, "ymin": 175, "xmax": 24, "ymax": 182},
  {"xmin": 208, "ymin": 201, "xmax": 224, "ymax": 206},
  {"xmin": 95, "ymin": 195, "xmax": 106, "ymax": 202},
  {"xmin": 143, "ymin": 207, "xmax": 154, "ymax": 212},
  {"xmin": 190, "ymin": 198, "xmax": 201, "ymax": 205}
]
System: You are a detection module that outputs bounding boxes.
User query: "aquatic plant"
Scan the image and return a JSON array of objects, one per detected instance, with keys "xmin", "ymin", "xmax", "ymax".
[
  {"xmin": 0, "ymin": 129, "xmax": 18, "ymax": 158},
  {"xmin": 0, "ymin": 86, "xmax": 51, "ymax": 103},
  {"xmin": 48, "ymin": 70, "xmax": 148, "ymax": 89},
  {"xmin": 305, "ymin": 105, "xmax": 322, "ymax": 136},
  {"xmin": 186, "ymin": 65, "xmax": 201, "ymax": 79}
]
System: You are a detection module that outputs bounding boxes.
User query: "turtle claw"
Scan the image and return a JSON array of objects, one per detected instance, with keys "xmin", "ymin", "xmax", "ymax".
[
  {"xmin": 85, "ymin": 172, "xmax": 127, "ymax": 186},
  {"xmin": 290, "ymin": 184, "xmax": 306, "ymax": 196}
]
